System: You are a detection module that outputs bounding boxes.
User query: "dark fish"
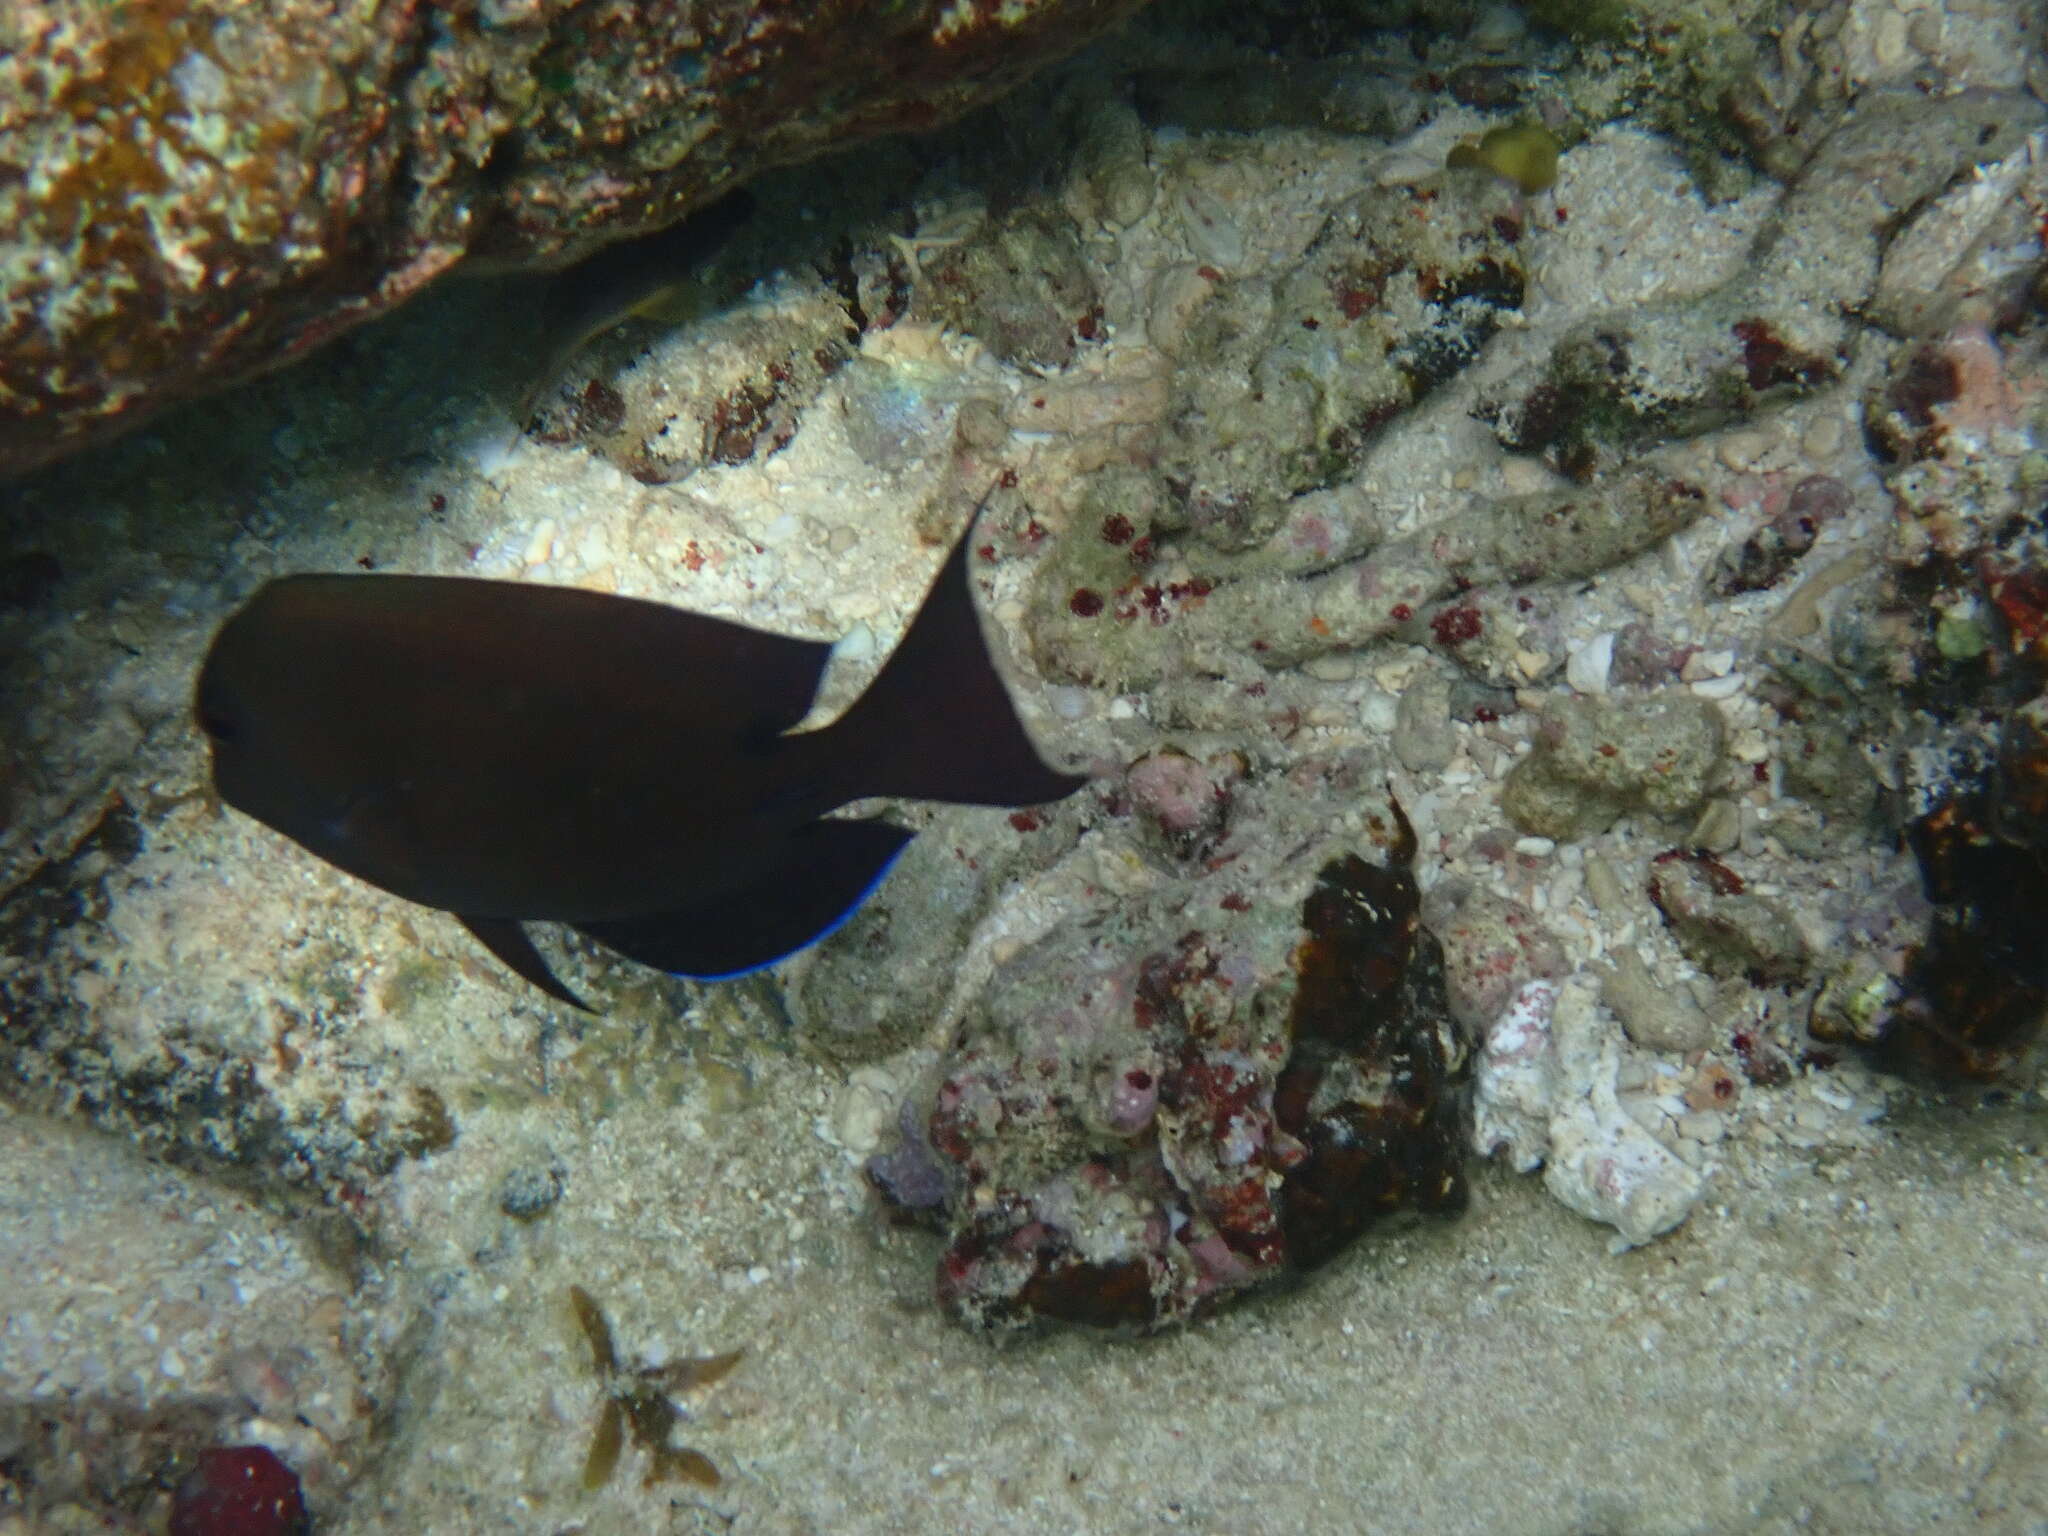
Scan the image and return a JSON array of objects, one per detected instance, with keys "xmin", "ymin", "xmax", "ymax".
[
  {"xmin": 195, "ymin": 496, "xmax": 1085, "ymax": 1008},
  {"xmin": 513, "ymin": 188, "xmax": 757, "ymax": 439}
]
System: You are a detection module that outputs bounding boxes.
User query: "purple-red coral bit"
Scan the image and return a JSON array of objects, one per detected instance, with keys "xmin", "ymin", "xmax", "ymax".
[{"xmin": 169, "ymin": 1445, "xmax": 309, "ymax": 1536}]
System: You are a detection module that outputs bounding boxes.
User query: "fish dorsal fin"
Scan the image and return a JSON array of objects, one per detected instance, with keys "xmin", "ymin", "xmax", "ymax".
[{"xmin": 458, "ymin": 915, "xmax": 591, "ymax": 1011}]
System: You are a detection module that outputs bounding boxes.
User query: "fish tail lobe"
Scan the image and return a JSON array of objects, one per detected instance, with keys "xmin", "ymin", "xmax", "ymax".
[{"xmin": 834, "ymin": 504, "xmax": 1085, "ymax": 809}]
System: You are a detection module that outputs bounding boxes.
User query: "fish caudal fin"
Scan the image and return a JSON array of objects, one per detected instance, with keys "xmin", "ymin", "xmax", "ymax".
[
  {"xmin": 830, "ymin": 500, "xmax": 1088, "ymax": 809},
  {"xmin": 575, "ymin": 818, "xmax": 913, "ymax": 979},
  {"xmin": 459, "ymin": 915, "xmax": 591, "ymax": 1012}
]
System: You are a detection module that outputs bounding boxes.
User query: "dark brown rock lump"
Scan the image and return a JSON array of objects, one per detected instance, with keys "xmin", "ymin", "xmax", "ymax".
[{"xmin": 0, "ymin": 0, "xmax": 1147, "ymax": 478}]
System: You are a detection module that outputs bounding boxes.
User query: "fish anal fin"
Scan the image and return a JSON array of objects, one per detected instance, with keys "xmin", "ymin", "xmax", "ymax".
[
  {"xmin": 458, "ymin": 914, "xmax": 592, "ymax": 1011},
  {"xmin": 576, "ymin": 818, "xmax": 913, "ymax": 981}
]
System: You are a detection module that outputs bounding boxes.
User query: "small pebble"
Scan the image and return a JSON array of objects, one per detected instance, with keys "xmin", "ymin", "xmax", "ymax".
[
  {"xmin": 1302, "ymin": 652, "xmax": 1358, "ymax": 682},
  {"xmin": 1045, "ymin": 686, "xmax": 1091, "ymax": 720},
  {"xmin": 1688, "ymin": 798, "xmax": 1742, "ymax": 853},
  {"xmin": 833, "ymin": 621, "xmax": 876, "ymax": 663},
  {"xmin": 1583, "ymin": 856, "xmax": 1627, "ymax": 913},
  {"xmin": 523, "ymin": 519, "xmax": 558, "ymax": 568},
  {"xmin": 1499, "ymin": 456, "xmax": 1556, "ymax": 496},
  {"xmin": 1800, "ymin": 414, "xmax": 1846, "ymax": 460},
  {"xmin": 1677, "ymin": 1111, "xmax": 1728, "ymax": 1144},
  {"xmin": 1679, "ymin": 648, "xmax": 1734, "ymax": 682},
  {"xmin": 1176, "ymin": 183, "xmax": 1244, "ymax": 270},
  {"xmin": 1715, "ymin": 430, "xmax": 1769, "ymax": 472},
  {"xmin": 1565, "ymin": 632, "xmax": 1614, "ymax": 696},
  {"xmin": 498, "ymin": 1164, "xmax": 565, "ymax": 1221},
  {"xmin": 1871, "ymin": 8, "xmax": 1911, "ymax": 69},
  {"xmin": 1148, "ymin": 264, "xmax": 1218, "ymax": 358}
]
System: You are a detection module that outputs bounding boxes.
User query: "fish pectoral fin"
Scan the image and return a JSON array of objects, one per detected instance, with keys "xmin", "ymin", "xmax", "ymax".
[
  {"xmin": 457, "ymin": 915, "xmax": 592, "ymax": 1012},
  {"xmin": 574, "ymin": 818, "xmax": 914, "ymax": 982}
]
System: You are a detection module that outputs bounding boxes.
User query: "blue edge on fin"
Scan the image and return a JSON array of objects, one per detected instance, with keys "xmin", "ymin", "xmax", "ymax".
[
  {"xmin": 673, "ymin": 835, "xmax": 912, "ymax": 982},
  {"xmin": 570, "ymin": 818, "xmax": 918, "ymax": 988}
]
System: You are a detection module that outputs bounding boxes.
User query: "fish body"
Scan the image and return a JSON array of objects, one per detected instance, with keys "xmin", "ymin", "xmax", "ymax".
[{"xmin": 196, "ymin": 499, "xmax": 1083, "ymax": 1005}]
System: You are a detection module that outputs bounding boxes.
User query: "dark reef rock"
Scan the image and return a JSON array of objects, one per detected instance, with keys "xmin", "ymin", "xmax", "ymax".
[
  {"xmin": 1872, "ymin": 787, "xmax": 2048, "ymax": 1083},
  {"xmin": 1844, "ymin": 450, "xmax": 2048, "ymax": 1084},
  {"xmin": 0, "ymin": 0, "xmax": 1147, "ymax": 479},
  {"xmin": 910, "ymin": 207, "xmax": 1104, "ymax": 370},
  {"xmin": 871, "ymin": 787, "xmax": 1472, "ymax": 1333}
]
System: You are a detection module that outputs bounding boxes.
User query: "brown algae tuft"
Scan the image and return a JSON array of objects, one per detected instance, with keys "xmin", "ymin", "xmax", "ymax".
[{"xmin": 568, "ymin": 1286, "xmax": 742, "ymax": 1492}]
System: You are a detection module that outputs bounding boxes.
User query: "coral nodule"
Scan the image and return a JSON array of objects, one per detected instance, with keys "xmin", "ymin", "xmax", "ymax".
[{"xmin": 870, "ymin": 797, "xmax": 1471, "ymax": 1333}]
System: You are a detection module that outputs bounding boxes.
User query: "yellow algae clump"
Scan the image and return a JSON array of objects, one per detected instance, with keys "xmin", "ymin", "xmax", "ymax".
[{"xmin": 1447, "ymin": 122, "xmax": 1562, "ymax": 194}]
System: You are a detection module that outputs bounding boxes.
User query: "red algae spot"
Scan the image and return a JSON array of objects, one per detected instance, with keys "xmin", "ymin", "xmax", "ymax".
[
  {"xmin": 1008, "ymin": 810, "xmax": 1042, "ymax": 832},
  {"xmin": 1731, "ymin": 318, "xmax": 1830, "ymax": 392},
  {"xmin": 998, "ymin": 467, "xmax": 1020, "ymax": 489},
  {"xmin": 1730, "ymin": 1029, "xmax": 1792, "ymax": 1087},
  {"xmin": 1219, "ymin": 891, "xmax": 1251, "ymax": 912},
  {"xmin": 1068, "ymin": 588, "xmax": 1105, "ymax": 617},
  {"xmin": 1650, "ymin": 846, "xmax": 1745, "ymax": 897},
  {"xmin": 169, "ymin": 1446, "xmax": 308, "ymax": 1536},
  {"xmin": 1987, "ymin": 563, "xmax": 2048, "ymax": 665},
  {"xmin": 1101, "ymin": 513, "xmax": 1135, "ymax": 545},
  {"xmin": 1390, "ymin": 603, "xmax": 1413, "ymax": 622},
  {"xmin": 1430, "ymin": 606, "xmax": 1482, "ymax": 646},
  {"xmin": 1289, "ymin": 514, "xmax": 1332, "ymax": 554}
]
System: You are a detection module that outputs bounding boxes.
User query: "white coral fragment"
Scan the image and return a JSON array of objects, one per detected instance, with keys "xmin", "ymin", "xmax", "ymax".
[{"xmin": 1474, "ymin": 975, "xmax": 1707, "ymax": 1248}]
